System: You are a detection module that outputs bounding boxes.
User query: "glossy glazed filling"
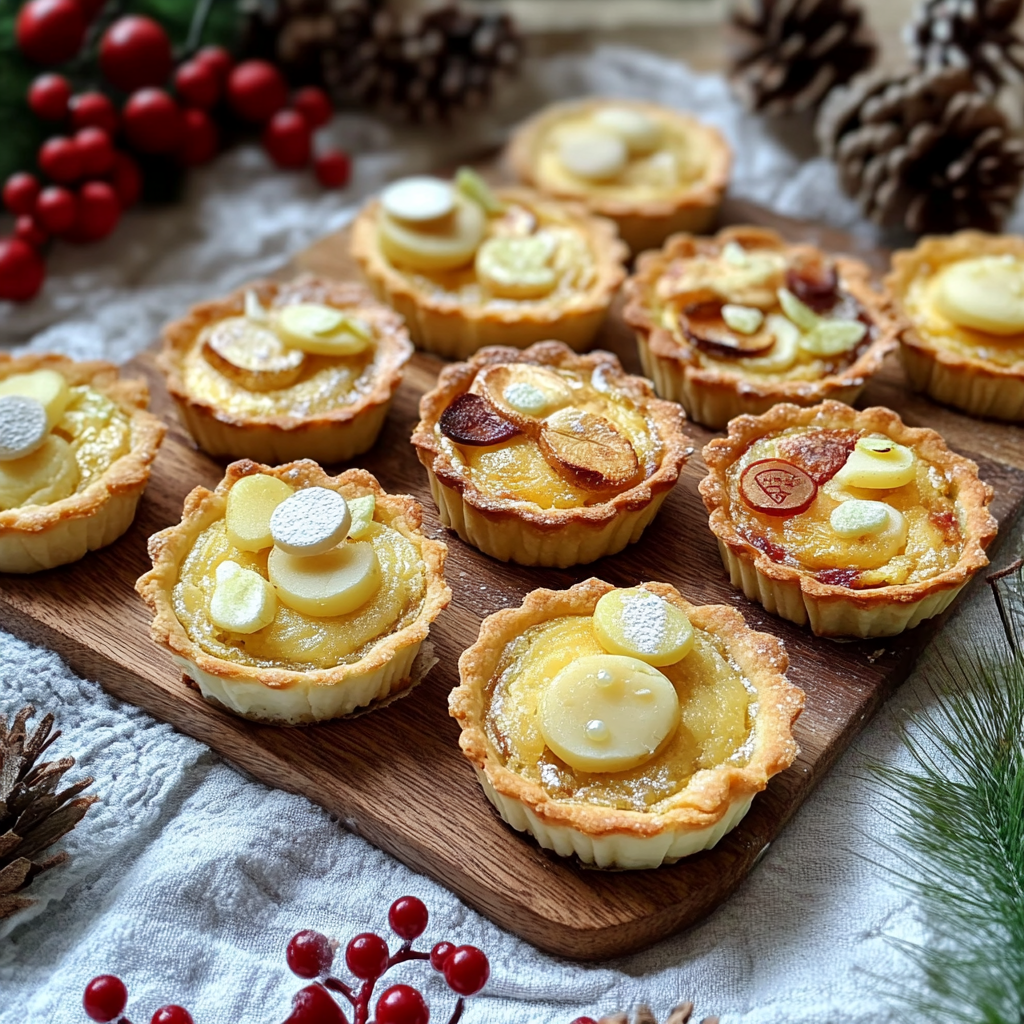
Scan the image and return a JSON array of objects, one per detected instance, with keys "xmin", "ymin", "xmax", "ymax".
[
  {"xmin": 728, "ymin": 426, "xmax": 964, "ymax": 588},
  {"xmin": 534, "ymin": 113, "xmax": 707, "ymax": 201},
  {"xmin": 435, "ymin": 365, "xmax": 663, "ymax": 509},
  {"xmin": 174, "ymin": 517, "xmax": 426, "ymax": 671},
  {"xmin": 485, "ymin": 614, "xmax": 755, "ymax": 813},
  {"xmin": 0, "ymin": 385, "xmax": 131, "ymax": 511}
]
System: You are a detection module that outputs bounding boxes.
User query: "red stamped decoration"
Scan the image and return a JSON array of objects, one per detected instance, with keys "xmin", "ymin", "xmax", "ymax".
[{"xmin": 740, "ymin": 458, "xmax": 817, "ymax": 516}]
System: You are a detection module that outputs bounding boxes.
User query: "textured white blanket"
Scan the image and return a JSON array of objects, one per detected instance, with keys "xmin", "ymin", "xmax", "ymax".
[{"xmin": 0, "ymin": 46, "xmax": 1018, "ymax": 1024}]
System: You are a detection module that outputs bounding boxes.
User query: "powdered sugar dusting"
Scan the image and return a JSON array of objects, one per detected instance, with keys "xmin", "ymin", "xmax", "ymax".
[{"xmin": 619, "ymin": 589, "xmax": 669, "ymax": 654}]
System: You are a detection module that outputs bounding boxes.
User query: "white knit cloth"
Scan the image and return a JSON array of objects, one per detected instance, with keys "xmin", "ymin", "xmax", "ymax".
[{"xmin": 0, "ymin": 47, "xmax": 1018, "ymax": 1024}]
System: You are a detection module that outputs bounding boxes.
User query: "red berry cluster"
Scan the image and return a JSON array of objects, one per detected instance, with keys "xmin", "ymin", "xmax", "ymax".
[
  {"xmin": 2, "ymin": 0, "xmax": 352, "ymax": 304},
  {"xmin": 81, "ymin": 897, "xmax": 490, "ymax": 1024}
]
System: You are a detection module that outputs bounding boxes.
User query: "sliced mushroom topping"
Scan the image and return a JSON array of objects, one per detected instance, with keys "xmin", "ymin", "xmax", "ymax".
[
  {"xmin": 475, "ymin": 363, "xmax": 574, "ymax": 430},
  {"xmin": 538, "ymin": 407, "xmax": 641, "ymax": 494},
  {"xmin": 785, "ymin": 254, "xmax": 840, "ymax": 313},
  {"xmin": 681, "ymin": 301, "xmax": 777, "ymax": 358}
]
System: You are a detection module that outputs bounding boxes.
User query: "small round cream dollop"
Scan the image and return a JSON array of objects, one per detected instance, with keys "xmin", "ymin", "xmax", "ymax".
[
  {"xmin": 209, "ymin": 561, "xmax": 278, "ymax": 634},
  {"xmin": 225, "ymin": 474, "xmax": 295, "ymax": 552},
  {"xmin": 268, "ymin": 540, "xmax": 381, "ymax": 617},
  {"xmin": 270, "ymin": 486, "xmax": 352, "ymax": 557},
  {"xmin": 592, "ymin": 587, "xmax": 694, "ymax": 667},
  {"xmin": 381, "ymin": 176, "xmax": 456, "ymax": 223},
  {"xmin": 0, "ymin": 395, "xmax": 49, "ymax": 462},
  {"xmin": 591, "ymin": 107, "xmax": 663, "ymax": 155},
  {"xmin": 834, "ymin": 436, "xmax": 916, "ymax": 490},
  {"xmin": 934, "ymin": 255, "xmax": 1024, "ymax": 336},
  {"xmin": 830, "ymin": 499, "xmax": 898, "ymax": 537},
  {"xmin": 558, "ymin": 128, "xmax": 628, "ymax": 181},
  {"xmin": 539, "ymin": 653, "xmax": 680, "ymax": 773}
]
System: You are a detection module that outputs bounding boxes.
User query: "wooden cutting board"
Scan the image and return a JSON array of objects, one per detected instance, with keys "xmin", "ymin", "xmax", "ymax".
[{"xmin": 3, "ymin": 196, "xmax": 1024, "ymax": 961}]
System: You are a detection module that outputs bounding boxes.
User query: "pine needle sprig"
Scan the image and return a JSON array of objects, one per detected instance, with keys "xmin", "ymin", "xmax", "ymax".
[{"xmin": 867, "ymin": 563, "xmax": 1024, "ymax": 1023}]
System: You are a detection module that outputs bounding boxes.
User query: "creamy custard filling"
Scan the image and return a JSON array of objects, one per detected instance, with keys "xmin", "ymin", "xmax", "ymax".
[
  {"xmin": 905, "ymin": 262, "xmax": 1024, "ymax": 368},
  {"xmin": 485, "ymin": 614, "xmax": 755, "ymax": 812},
  {"xmin": 0, "ymin": 384, "xmax": 131, "ymax": 511},
  {"xmin": 174, "ymin": 518, "xmax": 426, "ymax": 671},
  {"xmin": 435, "ymin": 366, "xmax": 663, "ymax": 509},
  {"xmin": 728, "ymin": 426, "xmax": 963, "ymax": 588},
  {"xmin": 182, "ymin": 326, "xmax": 379, "ymax": 420},
  {"xmin": 535, "ymin": 113, "xmax": 707, "ymax": 201}
]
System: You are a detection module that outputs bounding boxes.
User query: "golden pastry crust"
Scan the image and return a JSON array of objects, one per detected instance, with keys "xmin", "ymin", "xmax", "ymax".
[
  {"xmin": 159, "ymin": 276, "xmax": 412, "ymax": 462},
  {"xmin": 350, "ymin": 186, "xmax": 627, "ymax": 359},
  {"xmin": 506, "ymin": 98, "xmax": 732, "ymax": 253},
  {"xmin": 886, "ymin": 231, "xmax": 1024, "ymax": 420},
  {"xmin": 450, "ymin": 577, "xmax": 803, "ymax": 868},
  {"xmin": 410, "ymin": 341, "xmax": 692, "ymax": 567},
  {"xmin": 623, "ymin": 226, "xmax": 900, "ymax": 429},
  {"xmin": 136, "ymin": 459, "xmax": 451, "ymax": 725},
  {"xmin": 0, "ymin": 353, "xmax": 166, "ymax": 574},
  {"xmin": 699, "ymin": 400, "xmax": 997, "ymax": 637}
]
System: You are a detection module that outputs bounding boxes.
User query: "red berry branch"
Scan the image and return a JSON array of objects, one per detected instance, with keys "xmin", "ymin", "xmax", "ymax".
[
  {"xmin": 2, "ymin": 0, "xmax": 353, "ymax": 303},
  {"xmin": 81, "ymin": 897, "xmax": 490, "ymax": 1024}
]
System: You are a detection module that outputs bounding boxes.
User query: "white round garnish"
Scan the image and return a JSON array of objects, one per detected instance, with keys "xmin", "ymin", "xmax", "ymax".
[
  {"xmin": 270, "ymin": 487, "xmax": 352, "ymax": 557},
  {"xmin": 584, "ymin": 719, "xmax": 610, "ymax": 742},
  {"xmin": 830, "ymin": 499, "xmax": 893, "ymax": 538},
  {"xmin": 381, "ymin": 176, "xmax": 455, "ymax": 223},
  {"xmin": 502, "ymin": 382, "xmax": 549, "ymax": 415},
  {"xmin": 0, "ymin": 395, "xmax": 49, "ymax": 462},
  {"xmin": 591, "ymin": 107, "xmax": 662, "ymax": 154},
  {"xmin": 558, "ymin": 128, "xmax": 628, "ymax": 181}
]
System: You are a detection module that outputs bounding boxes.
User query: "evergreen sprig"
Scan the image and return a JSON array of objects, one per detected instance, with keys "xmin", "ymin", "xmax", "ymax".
[{"xmin": 869, "ymin": 563, "xmax": 1024, "ymax": 1023}]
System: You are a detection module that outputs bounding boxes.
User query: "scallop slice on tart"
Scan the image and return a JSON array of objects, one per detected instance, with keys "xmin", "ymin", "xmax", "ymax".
[
  {"xmin": 350, "ymin": 168, "xmax": 628, "ymax": 360},
  {"xmin": 623, "ymin": 226, "xmax": 899, "ymax": 429},
  {"xmin": 0, "ymin": 355, "xmax": 165, "ymax": 574},
  {"xmin": 886, "ymin": 232, "xmax": 1024, "ymax": 421},
  {"xmin": 450, "ymin": 578, "xmax": 803, "ymax": 869},
  {"xmin": 410, "ymin": 340, "xmax": 692, "ymax": 568},
  {"xmin": 158, "ymin": 276, "xmax": 412, "ymax": 464},
  {"xmin": 505, "ymin": 97, "xmax": 732, "ymax": 253},
  {"xmin": 699, "ymin": 400, "xmax": 998, "ymax": 638},
  {"xmin": 136, "ymin": 460, "xmax": 451, "ymax": 725}
]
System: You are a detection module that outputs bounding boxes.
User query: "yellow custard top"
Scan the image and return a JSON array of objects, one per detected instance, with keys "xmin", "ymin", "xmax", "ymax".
[
  {"xmin": 383, "ymin": 200, "xmax": 597, "ymax": 307},
  {"xmin": 435, "ymin": 364, "xmax": 663, "ymax": 509},
  {"xmin": 904, "ymin": 258, "xmax": 1024, "ymax": 368},
  {"xmin": 0, "ymin": 385, "xmax": 131, "ymax": 511},
  {"xmin": 727, "ymin": 426, "xmax": 963, "ymax": 589},
  {"xmin": 486, "ymin": 613, "xmax": 755, "ymax": 812},
  {"xmin": 180, "ymin": 315, "xmax": 386, "ymax": 422},
  {"xmin": 534, "ymin": 111, "xmax": 708, "ymax": 203},
  {"xmin": 174, "ymin": 516, "xmax": 426, "ymax": 671}
]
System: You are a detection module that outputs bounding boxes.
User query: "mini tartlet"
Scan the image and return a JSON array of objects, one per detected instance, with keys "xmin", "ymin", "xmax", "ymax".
[
  {"xmin": 699, "ymin": 400, "xmax": 997, "ymax": 637},
  {"xmin": 0, "ymin": 353, "xmax": 165, "ymax": 574},
  {"xmin": 159, "ymin": 276, "xmax": 412, "ymax": 463},
  {"xmin": 410, "ymin": 341, "xmax": 691, "ymax": 568},
  {"xmin": 886, "ymin": 231, "xmax": 1024, "ymax": 420},
  {"xmin": 450, "ymin": 578, "xmax": 803, "ymax": 869},
  {"xmin": 624, "ymin": 226, "xmax": 899, "ymax": 429},
  {"xmin": 136, "ymin": 459, "xmax": 450, "ymax": 724},
  {"xmin": 350, "ymin": 170, "xmax": 627, "ymax": 359},
  {"xmin": 506, "ymin": 98, "xmax": 731, "ymax": 254}
]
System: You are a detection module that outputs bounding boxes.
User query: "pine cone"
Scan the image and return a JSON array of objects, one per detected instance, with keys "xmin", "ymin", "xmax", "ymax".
[
  {"xmin": 817, "ymin": 66, "xmax": 1024, "ymax": 233},
  {"xmin": 597, "ymin": 1003, "xmax": 717, "ymax": 1024},
  {"xmin": 244, "ymin": 0, "xmax": 523, "ymax": 122},
  {"xmin": 905, "ymin": 0, "xmax": 1024, "ymax": 97},
  {"xmin": 0, "ymin": 705, "xmax": 96, "ymax": 920},
  {"xmin": 729, "ymin": 0, "xmax": 877, "ymax": 116}
]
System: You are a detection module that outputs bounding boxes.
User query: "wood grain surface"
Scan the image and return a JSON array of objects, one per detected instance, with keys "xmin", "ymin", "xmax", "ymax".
[{"xmin": 2, "ymin": 198, "xmax": 1023, "ymax": 960}]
